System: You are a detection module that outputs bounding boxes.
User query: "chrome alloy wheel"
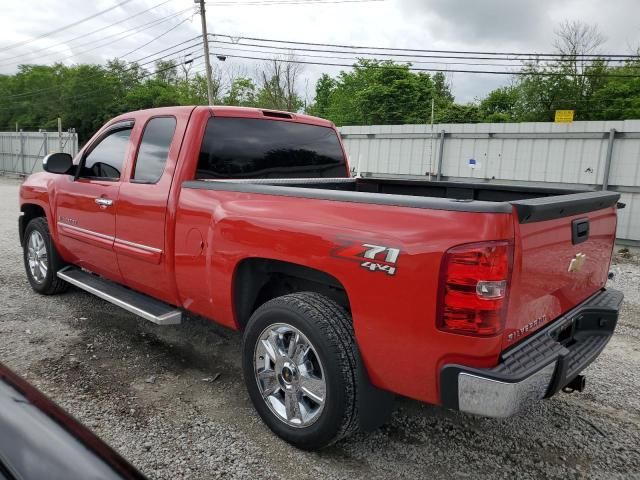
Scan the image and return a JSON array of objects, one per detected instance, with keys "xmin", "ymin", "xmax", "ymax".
[
  {"xmin": 254, "ymin": 323, "xmax": 326, "ymax": 428},
  {"xmin": 27, "ymin": 230, "xmax": 48, "ymax": 283}
]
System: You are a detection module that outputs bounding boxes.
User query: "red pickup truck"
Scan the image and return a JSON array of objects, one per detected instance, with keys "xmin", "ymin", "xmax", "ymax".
[{"xmin": 19, "ymin": 106, "xmax": 623, "ymax": 450}]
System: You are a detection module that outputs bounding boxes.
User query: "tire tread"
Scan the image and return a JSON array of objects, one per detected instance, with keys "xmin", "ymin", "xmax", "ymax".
[
  {"xmin": 247, "ymin": 292, "xmax": 359, "ymax": 448},
  {"xmin": 24, "ymin": 217, "xmax": 68, "ymax": 295}
]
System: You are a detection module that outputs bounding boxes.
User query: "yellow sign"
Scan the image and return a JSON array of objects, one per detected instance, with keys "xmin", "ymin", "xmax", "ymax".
[{"xmin": 555, "ymin": 110, "xmax": 575, "ymax": 123}]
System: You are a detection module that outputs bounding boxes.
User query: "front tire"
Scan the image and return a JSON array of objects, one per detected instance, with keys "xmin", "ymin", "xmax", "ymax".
[
  {"xmin": 242, "ymin": 292, "xmax": 359, "ymax": 450},
  {"xmin": 23, "ymin": 217, "xmax": 68, "ymax": 295}
]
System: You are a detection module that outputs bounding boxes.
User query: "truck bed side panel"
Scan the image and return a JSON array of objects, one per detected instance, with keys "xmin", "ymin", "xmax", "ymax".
[{"xmin": 174, "ymin": 187, "xmax": 514, "ymax": 404}]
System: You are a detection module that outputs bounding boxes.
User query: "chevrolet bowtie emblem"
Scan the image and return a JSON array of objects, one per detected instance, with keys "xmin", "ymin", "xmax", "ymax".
[{"xmin": 568, "ymin": 252, "xmax": 587, "ymax": 273}]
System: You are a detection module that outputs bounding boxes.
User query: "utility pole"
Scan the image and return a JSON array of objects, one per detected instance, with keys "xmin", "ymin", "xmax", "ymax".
[{"xmin": 197, "ymin": 0, "xmax": 215, "ymax": 105}]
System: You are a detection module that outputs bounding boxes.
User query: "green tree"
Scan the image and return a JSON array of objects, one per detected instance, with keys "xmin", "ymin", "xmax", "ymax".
[
  {"xmin": 306, "ymin": 73, "xmax": 335, "ymax": 118},
  {"xmin": 154, "ymin": 60, "xmax": 178, "ymax": 84},
  {"xmin": 437, "ymin": 103, "xmax": 482, "ymax": 123},
  {"xmin": 255, "ymin": 58, "xmax": 304, "ymax": 111},
  {"xmin": 60, "ymin": 64, "xmax": 121, "ymax": 140},
  {"xmin": 590, "ymin": 60, "xmax": 640, "ymax": 119},
  {"xmin": 175, "ymin": 73, "xmax": 209, "ymax": 105},
  {"xmin": 479, "ymin": 85, "xmax": 521, "ymax": 122},
  {"xmin": 308, "ymin": 60, "xmax": 454, "ymax": 125},
  {"xmin": 223, "ymin": 77, "xmax": 257, "ymax": 106},
  {"xmin": 432, "ymin": 72, "xmax": 454, "ymax": 106},
  {"xmin": 122, "ymin": 79, "xmax": 180, "ymax": 111},
  {"xmin": 494, "ymin": 21, "xmax": 611, "ymax": 122}
]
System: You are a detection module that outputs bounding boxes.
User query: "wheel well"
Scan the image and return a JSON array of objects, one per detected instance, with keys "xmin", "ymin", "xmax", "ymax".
[
  {"xmin": 234, "ymin": 258, "xmax": 351, "ymax": 330},
  {"xmin": 20, "ymin": 204, "xmax": 47, "ymax": 245}
]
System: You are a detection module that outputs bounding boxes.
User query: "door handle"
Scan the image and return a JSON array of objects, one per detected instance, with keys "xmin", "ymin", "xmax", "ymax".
[{"xmin": 95, "ymin": 197, "xmax": 114, "ymax": 207}]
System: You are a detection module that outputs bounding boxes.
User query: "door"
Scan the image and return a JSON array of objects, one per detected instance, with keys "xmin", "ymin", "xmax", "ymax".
[
  {"xmin": 55, "ymin": 122, "xmax": 134, "ymax": 282},
  {"xmin": 115, "ymin": 115, "xmax": 182, "ymax": 304}
]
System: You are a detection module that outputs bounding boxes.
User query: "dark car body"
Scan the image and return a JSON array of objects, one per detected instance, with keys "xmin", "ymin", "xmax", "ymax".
[{"xmin": 0, "ymin": 363, "xmax": 145, "ymax": 480}]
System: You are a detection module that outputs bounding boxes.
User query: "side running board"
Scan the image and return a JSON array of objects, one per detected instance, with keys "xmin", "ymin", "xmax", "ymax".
[{"xmin": 57, "ymin": 267, "xmax": 182, "ymax": 325}]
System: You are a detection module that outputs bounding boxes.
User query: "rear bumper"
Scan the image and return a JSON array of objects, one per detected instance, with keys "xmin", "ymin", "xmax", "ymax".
[{"xmin": 440, "ymin": 288, "xmax": 623, "ymax": 417}]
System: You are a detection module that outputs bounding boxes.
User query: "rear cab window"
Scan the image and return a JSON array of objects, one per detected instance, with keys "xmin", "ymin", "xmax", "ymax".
[
  {"xmin": 196, "ymin": 117, "xmax": 347, "ymax": 179},
  {"xmin": 132, "ymin": 116, "xmax": 177, "ymax": 183}
]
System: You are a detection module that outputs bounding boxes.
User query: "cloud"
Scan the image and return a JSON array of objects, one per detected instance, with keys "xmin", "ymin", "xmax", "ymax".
[
  {"xmin": 0, "ymin": 0, "xmax": 638, "ymax": 105},
  {"xmin": 399, "ymin": 0, "xmax": 554, "ymax": 50}
]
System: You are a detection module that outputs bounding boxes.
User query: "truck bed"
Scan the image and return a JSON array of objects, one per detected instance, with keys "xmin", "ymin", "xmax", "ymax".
[{"xmin": 184, "ymin": 177, "xmax": 620, "ymax": 222}]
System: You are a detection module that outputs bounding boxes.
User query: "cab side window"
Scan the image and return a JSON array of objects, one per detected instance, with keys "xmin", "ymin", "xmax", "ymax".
[
  {"xmin": 132, "ymin": 117, "xmax": 177, "ymax": 183},
  {"xmin": 79, "ymin": 127, "xmax": 132, "ymax": 180}
]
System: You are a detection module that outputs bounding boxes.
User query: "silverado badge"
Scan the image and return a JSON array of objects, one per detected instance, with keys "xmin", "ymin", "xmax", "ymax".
[{"xmin": 568, "ymin": 252, "xmax": 587, "ymax": 273}]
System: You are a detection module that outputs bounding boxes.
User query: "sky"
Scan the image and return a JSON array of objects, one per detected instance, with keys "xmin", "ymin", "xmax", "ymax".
[{"xmin": 0, "ymin": 0, "xmax": 638, "ymax": 103}]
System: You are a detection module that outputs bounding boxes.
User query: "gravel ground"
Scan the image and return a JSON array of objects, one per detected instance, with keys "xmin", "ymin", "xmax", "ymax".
[{"xmin": 1, "ymin": 175, "xmax": 639, "ymax": 479}]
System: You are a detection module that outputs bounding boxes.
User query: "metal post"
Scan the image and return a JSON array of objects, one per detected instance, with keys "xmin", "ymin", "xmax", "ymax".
[
  {"xmin": 43, "ymin": 131, "xmax": 49, "ymax": 156},
  {"xmin": 198, "ymin": 0, "xmax": 215, "ymax": 105},
  {"xmin": 71, "ymin": 128, "xmax": 78, "ymax": 156},
  {"xmin": 602, "ymin": 128, "xmax": 616, "ymax": 191},
  {"xmin": 436, "ymin": 129, "xmax": 446, "ymax": 181},
  {"xmin": 19, "ymin": 130, "xmax": 25, "ymax": 175},
  {"xmin": 58, "ymin": 117, "xmax": 63, "ymax": 152},
  {"xmin": 428, "ymin": 98, "xmax": 435, "ymax": 180}
]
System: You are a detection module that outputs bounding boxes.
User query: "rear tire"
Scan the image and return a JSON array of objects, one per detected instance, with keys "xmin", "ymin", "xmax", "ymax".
[
  {"xmin": 23, "ymin": 217, "xmax": 68, "ymax": 295},
  {"xmin": 242, "ymin": 292, "xmax": 359, "ymax": 450}
]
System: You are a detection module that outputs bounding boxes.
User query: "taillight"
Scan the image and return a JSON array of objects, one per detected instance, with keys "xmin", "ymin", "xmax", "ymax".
[{"xmin": 437, "ymin": 240, "xmax": 513, "ymax": 336}]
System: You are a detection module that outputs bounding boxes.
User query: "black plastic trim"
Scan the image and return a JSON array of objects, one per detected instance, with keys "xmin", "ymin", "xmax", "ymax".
[
  {"xmin": 183, "ymin": 178, "xmax": 620, "ymax": 218},
  {"xmin": 17, "ymin": 215, "xmax": 25, "ymax": 246},
  {"xmin": 359, "ymin": 177, "xmax": 583, "ymax": 197},
  {"xmin": 440, "ymin": 288, "xmax": 623, "ymax": 410},
  {"xmin": 572, "ymin": 218, "xmax": 589, "ymax": 245},
  {"xmin": 182, "ymin": 180, "xmax": 514, "ymax": 213},
  {"xmin": 512, "ymin": 191, "xmax": 620, "ymax": 223}
]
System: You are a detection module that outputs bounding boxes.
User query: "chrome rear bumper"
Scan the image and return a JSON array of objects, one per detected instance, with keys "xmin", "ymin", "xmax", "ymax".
[
  {"xmin": 456, "ymin": 362, "xmax": 557, "ymax": 417},
  {"xmin": 440, "ymin": 289, "xmax": 623, "ymax": 418}
]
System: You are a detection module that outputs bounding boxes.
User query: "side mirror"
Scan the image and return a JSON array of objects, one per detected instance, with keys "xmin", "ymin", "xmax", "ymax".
[{"xmin": 43, "ymin": 152, "xmax": 73, "ymax": 174}]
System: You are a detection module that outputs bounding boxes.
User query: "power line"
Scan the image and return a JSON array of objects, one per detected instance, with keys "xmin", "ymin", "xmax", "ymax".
[
  {"xmin": 51, "ymin": 55, "xmax": 205, "ymax": 104},
  {"xmin": 209, "ymin": 37, "xmax": 631, "ymax": 65},
  {"xmin": 211, "ymin": 33, "xmax": 640, "ymax": 60},
  {"xmin": 3, "ymin": 36, "xmax": 201, "ymax": 100},
  {"xmin": 0, "ymin": 0, "xmax": 178, "ymax": 64},
  {"xmin": 0, "ymin": 0, "xmax": 133, "ymax": 53},
  {"xmin": 210, "ymin": 41, "xmax": 636, "ymax": 70},
  {"xmin": 118, "ymin": 17, "xmax": 193, "ymax": 60},
  {"xmin": 0, "ymin": 55, "xmax": 204, "ymax": 111},
  {"xmin": 129, "ymin": 36, "xmax": 203, "ymax": 65},
  {"xmin": 0, "ymin": 38, "xmax": 204, "ymax": 103},
  {"xmin": 203, "ymin": 51, "xmax": 640, "ymax": 78},
  {"xmin": 0, "ymin": 8, "xmax": 194, "ymax": 68}
]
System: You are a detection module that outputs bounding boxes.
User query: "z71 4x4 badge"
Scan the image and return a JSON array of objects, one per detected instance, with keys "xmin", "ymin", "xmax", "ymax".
[{"xmin": 331, "ymin": 242, "xmax": 400, "ymax": 276}]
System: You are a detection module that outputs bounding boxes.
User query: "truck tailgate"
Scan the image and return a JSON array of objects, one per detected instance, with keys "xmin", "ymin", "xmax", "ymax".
[{"xmin": 503, "ymin": 191, "xmax": 620, "ymax": 348}]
